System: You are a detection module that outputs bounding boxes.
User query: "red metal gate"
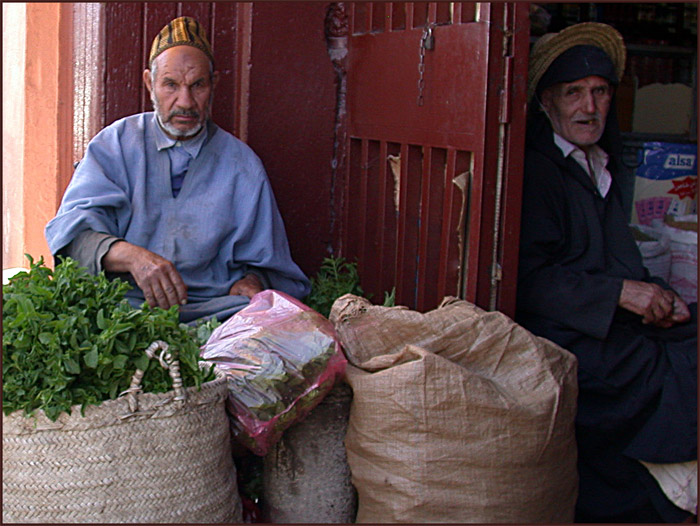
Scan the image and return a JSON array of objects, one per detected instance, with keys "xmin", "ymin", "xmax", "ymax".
[
  {"xmin": 335, "ymin": 2, "xmax": 529, "ymax": 315},
  {"xmin": 85, "ymin": 2, "xmax": 528, "ymax": 316}
]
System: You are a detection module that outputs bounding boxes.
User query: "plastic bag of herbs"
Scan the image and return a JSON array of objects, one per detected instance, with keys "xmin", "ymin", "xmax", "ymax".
[
  {"xmin": 2, "ymin": 256, "xmax": 217, "ymax": 421},
  {"xmin": 200, "ymin": 289, "xmax": 347, "ymax": 456}
]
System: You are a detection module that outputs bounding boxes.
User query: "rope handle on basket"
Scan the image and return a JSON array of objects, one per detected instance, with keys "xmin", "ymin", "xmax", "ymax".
[{"xmin": 119, "ymin": 340, "xmax": 186, "ymax": 416}]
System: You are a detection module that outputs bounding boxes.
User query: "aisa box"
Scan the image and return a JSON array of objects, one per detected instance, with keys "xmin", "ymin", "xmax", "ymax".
[{"xmin": 632, "ymin": 142, "xmax": 697, "ymax": 225}]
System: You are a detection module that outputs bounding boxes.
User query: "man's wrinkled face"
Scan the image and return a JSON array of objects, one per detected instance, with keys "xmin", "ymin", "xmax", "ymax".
[
  {"xmin": 540, "ymin": 75, "xmax": 612, "ymax": 151},
  {"xmin": 143, "ymin": 46, "xmax": 218, "ymax": 139}
]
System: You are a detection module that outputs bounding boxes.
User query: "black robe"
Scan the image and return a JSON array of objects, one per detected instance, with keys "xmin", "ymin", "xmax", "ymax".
[{"xmin": 516, "ymin": 112, "xmax": 697, "ymax": 523}]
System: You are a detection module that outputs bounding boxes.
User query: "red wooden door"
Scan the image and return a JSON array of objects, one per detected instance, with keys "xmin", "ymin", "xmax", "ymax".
[{"xmin": 335, "ymin": 2, "xmax": 529, "ymax": 315}]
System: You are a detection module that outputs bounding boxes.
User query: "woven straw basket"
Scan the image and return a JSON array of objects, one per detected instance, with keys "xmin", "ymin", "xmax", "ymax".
[{"xmin": 3, "ymin": 341, "xmax": 242, "ymax": 523}]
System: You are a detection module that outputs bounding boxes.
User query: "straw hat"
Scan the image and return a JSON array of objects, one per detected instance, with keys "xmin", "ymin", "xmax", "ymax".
[
  {"xmin": 149, "ymin": 16, "xmax": 214, "ymax": 67},
  {"xmin": 527, "ymin": 22, "xmax": 626, "ymax": 102}
]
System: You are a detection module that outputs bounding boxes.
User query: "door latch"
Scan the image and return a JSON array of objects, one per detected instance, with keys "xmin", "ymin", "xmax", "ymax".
[{"xmin": 421, "ymin": 26, "xmax": 435, "ymax": 51}]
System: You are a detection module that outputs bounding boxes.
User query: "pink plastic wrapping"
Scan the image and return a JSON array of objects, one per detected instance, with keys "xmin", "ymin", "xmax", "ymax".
[{"xmin": 200, "ymin": 290, "xmax": 347, "ymax": 456}]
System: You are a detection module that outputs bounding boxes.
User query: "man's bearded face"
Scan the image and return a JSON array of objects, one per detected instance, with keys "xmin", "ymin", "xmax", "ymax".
[{"xmin": 146, "ymin": 46, "xmax": 217, "ymax": 140}]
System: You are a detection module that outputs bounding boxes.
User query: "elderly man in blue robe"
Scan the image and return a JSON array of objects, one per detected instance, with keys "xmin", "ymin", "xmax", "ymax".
[{"xmin": 45, "ymin": 17, "xmax": 310, "ymax": 323}]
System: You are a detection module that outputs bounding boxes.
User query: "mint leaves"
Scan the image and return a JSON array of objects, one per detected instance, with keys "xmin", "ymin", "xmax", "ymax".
[
  {"xmin": 2, "ymin": 255, "xmax": 215, "ymax": 421},
  {"xmin": 305, "ymin": 257, "xmax": 365, "ymax": 318}
]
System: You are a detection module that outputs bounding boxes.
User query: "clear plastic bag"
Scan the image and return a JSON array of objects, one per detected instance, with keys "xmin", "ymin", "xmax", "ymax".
[{"xmin": 200, "ymin": 290, "xmax": 347, "ymax": 455}]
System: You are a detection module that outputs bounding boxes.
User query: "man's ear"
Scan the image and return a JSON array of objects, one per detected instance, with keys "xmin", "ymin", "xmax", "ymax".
[
  {"xmin": 538, "ymin": 88, "xmax": 553, "ymax": 114},
  {"xmin": 212, "ymin": 70, "xmax": 220, "ymax": 89},
  {"xmin": 143, "ymin": 69, "xmax": 153, "ymax": 94}
]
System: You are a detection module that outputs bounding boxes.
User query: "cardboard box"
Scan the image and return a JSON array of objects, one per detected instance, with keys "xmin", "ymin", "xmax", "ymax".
[{"xmin": 632, "ymin": 83, "xmax": 694, "ymax": 135}]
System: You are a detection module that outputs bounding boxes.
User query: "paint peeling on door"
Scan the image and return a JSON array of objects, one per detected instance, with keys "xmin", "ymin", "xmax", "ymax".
[{"xmin": 387, "ymin": 154, "xmax": 401, "ymax": 212}]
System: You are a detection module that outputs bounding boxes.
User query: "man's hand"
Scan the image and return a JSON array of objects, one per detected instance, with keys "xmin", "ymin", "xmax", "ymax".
[
  {"xmin": 102, "ymin": 241, "xmax": 187, "ymax": 310},
  {"xmin": 229, "ymin": 274, "xmax": 264, "ymax": 299},
  {"xmin": 619, "ymin": 279, "xmax": 690, "ymax": 328}
]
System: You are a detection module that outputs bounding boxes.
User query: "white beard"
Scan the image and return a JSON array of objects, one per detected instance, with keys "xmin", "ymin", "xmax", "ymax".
[{"xmin": 151, "ymin": 93, "xmax": 204, "ymax": 138}]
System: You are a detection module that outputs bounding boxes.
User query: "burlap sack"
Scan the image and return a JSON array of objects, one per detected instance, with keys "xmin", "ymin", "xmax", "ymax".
[{"xmin": 330, "ymin": 295, "xmax": 578, "ymax": 523}]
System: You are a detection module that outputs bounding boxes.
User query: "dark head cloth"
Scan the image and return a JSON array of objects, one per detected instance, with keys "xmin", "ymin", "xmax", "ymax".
[
  {"xmin": 149, "ymin": 17, "xmax": 214, "ymax": 67},
  {"xmin": 536, "ymin": 44, "xmax": 618, "ymax": 97}
]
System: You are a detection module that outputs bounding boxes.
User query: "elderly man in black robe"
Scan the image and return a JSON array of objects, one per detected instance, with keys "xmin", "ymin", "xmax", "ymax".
[{"xmin": 516, "ymin": 22, "xmax": 697, "ymax": 523}]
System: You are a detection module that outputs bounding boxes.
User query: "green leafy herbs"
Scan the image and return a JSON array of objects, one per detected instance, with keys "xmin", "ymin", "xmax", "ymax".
[
  {"xmin": 305, "ymin": 257, "xmax": 365, "ymax": 318},
  {"xmin": 305, "ymin": 256, "xmax": 396, "ymax": 317},
  {"xmin": 190, "ymin": 316, "xmax": 222, "ymax": 347},
  {"xmin": 383, "ymin": 286, "xmax": 396, "ymax": 308},
  {"xmin": 2, "ymin": 255, "xmax": 215, "ymax": 421}
]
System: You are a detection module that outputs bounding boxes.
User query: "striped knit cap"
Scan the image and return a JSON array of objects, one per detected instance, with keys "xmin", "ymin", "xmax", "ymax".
[{"xmin": 149, "ymin": 17, "xmax": 214, "ymax": 67}]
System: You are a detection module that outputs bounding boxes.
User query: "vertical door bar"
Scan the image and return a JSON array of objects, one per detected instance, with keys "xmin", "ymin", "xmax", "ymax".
[
  {"xmin": 427, "ymin": 2, "xmax": 437, "ymax": 24},
  {"xmin": 233, "ymin": 2, "xmax": 252, "ymax": 141},
  {"xmin": 406, "ymin": 2, "xmax": 414, "ymax": 30},
  {"xmin": 365, "ymin": 2, "xmax": 374, "ymax": 34},
  {"xmin": 452, "ymin": 2, "xmax": 463, "ymax": 23},
  {"xmin": 382, "ymin": 142, "xmax": 401, "ymax": 296},
  {"xmin": 344, "ymin": 138, "xmax": 361, "ymax": 261},
  {"xmin": 494, "ymin": 1, "xmax": 529, "ymax": 318},
  {"xmin": 416, "ymin": 146, "xmax": 433, "ymax": 308},
  {"xmin": 357, "ymin": 138, "xmax": 369, "ymax": 281},
  {"xmin": 394, "ymin": 143, "xmax": 408, "ymax": 305},
  {"xmin": 437, "ymin": 148, "xmax": 458, "ymax": 301},
  {"xmin": 363, "ymin": 139, "xmax": 382, "ymax": 296},
  {"xmin": 377, "ymin": 140, "xmax": 389, "ymax": 288}
]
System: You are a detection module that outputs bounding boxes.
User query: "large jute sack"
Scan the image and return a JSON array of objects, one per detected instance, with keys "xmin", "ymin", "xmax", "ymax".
[
  {"xmin": 3, "ymin": 342, "xmax": 242, "ymax": 523},
  {"xmin": 329, "ymin": 295, "xmax": 578, "ymax": 523}
]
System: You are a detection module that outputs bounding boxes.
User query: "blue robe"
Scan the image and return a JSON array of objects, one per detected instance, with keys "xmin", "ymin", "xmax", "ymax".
[{"xmin": 45, "ymin": 113, "xmax": 311, "ymax": 322}]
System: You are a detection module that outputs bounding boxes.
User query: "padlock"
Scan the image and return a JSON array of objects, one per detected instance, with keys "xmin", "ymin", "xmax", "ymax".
[{"xmin": 422, "ymin": 27, "xmax": 435, "ymax": 51}]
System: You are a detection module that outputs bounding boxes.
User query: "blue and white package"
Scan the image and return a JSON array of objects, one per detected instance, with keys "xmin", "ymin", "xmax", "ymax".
[{"xmin": 632, "ymin": 142, "xmax": 697, "ymax": 225}]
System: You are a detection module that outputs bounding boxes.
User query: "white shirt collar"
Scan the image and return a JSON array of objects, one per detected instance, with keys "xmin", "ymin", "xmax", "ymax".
[{"xmin": 552, "ymin": 132, "xmax": 612, "ymax": 198}]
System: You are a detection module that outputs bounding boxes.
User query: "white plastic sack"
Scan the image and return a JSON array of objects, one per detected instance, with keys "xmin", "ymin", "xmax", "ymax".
[
  {"xmin": 631, "ymin": 224, "xmax": 672, "ymax": 282},
  {"xmin": 651, "ymin": 215, "xmax": 698, "ymax": 304}
]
